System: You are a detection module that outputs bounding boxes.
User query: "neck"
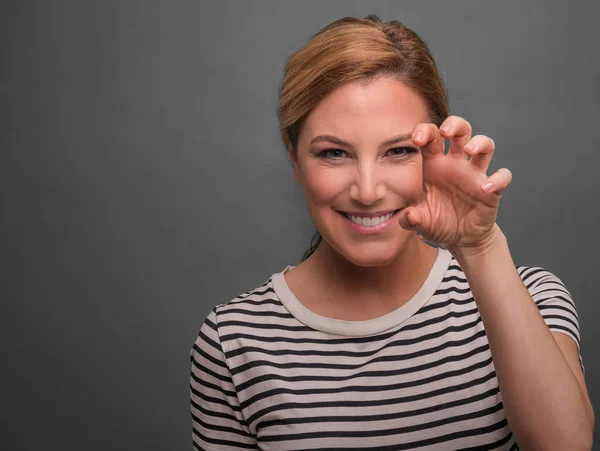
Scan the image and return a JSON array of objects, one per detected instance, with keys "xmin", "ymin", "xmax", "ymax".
[{"xmin": 292, "ymin": 235, "xmax": 439, "ymax": 320}]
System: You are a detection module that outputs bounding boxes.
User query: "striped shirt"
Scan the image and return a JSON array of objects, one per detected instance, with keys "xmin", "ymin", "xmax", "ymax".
[{"xmin": 190, "ymin": 249, "xmax": 583, "ymax": 450}]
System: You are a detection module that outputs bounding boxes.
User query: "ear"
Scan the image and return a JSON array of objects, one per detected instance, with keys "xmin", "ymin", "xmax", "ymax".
[{"xmin": 288, "ymin": 145, "xmax": 303, "ymax": 185}]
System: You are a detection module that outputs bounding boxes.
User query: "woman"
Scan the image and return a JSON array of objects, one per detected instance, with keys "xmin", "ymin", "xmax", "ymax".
[{"xmin": 190, "ymin": 15, "xmax": 594, "ymax": 450}]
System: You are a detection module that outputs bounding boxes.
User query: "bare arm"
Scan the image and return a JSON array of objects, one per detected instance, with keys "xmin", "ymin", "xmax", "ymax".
[{"xmin": 451, "ymin": 226, "xmax": 594, "ymax": 451}]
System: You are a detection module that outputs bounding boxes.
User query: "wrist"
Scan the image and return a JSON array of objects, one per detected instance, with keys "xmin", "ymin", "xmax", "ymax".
[{"xmin": 447, "ymin": 224, "xmax": 508, "ymax": 266}]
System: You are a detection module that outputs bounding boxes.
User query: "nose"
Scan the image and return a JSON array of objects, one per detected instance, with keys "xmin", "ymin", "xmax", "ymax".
[{"xmin": 348, "ymin": 161, "xmax": 387, "ymax": 205}]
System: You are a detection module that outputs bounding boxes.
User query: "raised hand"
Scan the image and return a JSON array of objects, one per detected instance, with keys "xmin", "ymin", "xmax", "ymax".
[{"xmin": 398, "ymin": 116, "xmax": 512, "ymax": 254}]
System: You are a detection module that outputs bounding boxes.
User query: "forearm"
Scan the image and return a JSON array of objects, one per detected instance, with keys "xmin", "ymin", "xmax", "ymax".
[{"xmin": 450, "ymin": 227, "xmax": 593, "ymax": 451}]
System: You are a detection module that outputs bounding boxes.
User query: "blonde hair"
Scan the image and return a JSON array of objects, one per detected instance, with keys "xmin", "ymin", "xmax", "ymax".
[
  {"xmin": 278, "ymin": 15, "xmax": 449, "ymax": 152},
  {"xmin": 278, "ymin": 15, "xmax": 450, "ymax": 260}
]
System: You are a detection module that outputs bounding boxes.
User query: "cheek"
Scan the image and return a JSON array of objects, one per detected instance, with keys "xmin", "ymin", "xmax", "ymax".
[
  {"xmin": 388, "ymin": 162, "xmax": 424, "ymax": 200},
  {"xmin": 405, "ymin": 170, "xmax": 424, "ymax": 200},
  {"xmin": 302, "ymin": 168, "xmax": 348, "ymax": 204}
]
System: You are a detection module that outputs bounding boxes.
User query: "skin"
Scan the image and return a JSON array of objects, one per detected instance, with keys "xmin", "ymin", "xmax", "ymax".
[
  {"xmin": 286, "ymin": 76, "xmax": 594, "ymax": 449},
  {"xmin": 287, "ymin": 77, "xmax": 438, "ymax": 319}
]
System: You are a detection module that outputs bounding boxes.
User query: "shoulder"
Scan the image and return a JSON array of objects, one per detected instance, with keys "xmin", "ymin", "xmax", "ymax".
[
  {"xmin": 515, "ymin": 265, "xmax": 572, "ymax": 300},
  {"xmin": 193, "ymin": 272, "xmax": 290, "ymax": 340},
  {"xmin": 446, "ymin": 257, "xmax": 571, "ymax": 298},
  {"xmin": 513, "ymin": 265, "xmax": 577, "ymax": 326},
  {"xmin": 190, "ymin": 276, "xmax": 278, "ymax": 355},
  {"xmin": 213, "ymin": 275, "xmax": 284, "ymax": 320},
  {"xmin": 515, "ymin": 264, "xmax": 583, "ymax": 372},
  {"xmin": 439, "ymin": 257, "xmax": 573, "ymax": 309}
]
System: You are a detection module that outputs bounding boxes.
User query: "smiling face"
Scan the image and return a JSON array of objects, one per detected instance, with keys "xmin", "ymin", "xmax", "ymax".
[{"xmin": 289, "ymin": 76, "xmax": 431, "ymax": 267}]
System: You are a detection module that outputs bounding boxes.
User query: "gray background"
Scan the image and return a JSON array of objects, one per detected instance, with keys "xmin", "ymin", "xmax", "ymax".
[{"xmin": 2, "ymin": 0, "xmax": 598, "ymax": 449}]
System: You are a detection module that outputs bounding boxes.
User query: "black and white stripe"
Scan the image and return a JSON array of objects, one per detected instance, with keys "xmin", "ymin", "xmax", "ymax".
[{"xmin": 190, "ymin": 250, "xmax": 581, "ymax": 450}]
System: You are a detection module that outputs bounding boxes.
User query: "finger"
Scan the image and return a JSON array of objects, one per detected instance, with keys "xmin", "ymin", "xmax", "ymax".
[
  {"xmin": 481, "ymin": 168, "xmax": 513, "ymax": 194},
  {"xmin": 440, "ymin": 116, "xmax": 472, "ymax": 158},
  {"xmin": 398, "ymin": 207, "xmax": 421, "ymax": 231},
  {"xmin": 412, "ymin": 123, "xmax": 444, "ymax": 160},
  {"xmin": 464, "ymin": 135, "xmax": 495, "ymax": 172}
]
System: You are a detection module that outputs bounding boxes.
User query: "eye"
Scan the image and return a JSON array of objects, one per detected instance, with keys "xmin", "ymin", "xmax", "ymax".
[
  {"xmin": 386, "ymin": 147, "xmax": 417, "ymax": 157},
  {"xmin": 318, "ymin": 149, "xmax": 347, "ymax": 159}
]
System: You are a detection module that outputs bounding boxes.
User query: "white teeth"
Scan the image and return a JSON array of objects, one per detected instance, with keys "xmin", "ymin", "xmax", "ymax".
[{"xmin": 348, "ymin": 211, "xmax": 395, "ymax": 227}]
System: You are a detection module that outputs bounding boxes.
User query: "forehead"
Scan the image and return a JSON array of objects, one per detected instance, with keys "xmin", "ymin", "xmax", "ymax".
[{"xmin": 300, "ymin": 77, "xmax": 430, "ymax": 144}]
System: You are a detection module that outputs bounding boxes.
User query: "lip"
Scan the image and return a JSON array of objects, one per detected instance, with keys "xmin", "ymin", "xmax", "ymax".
[
  {"xmin": 338, "ymin": 209, "xmax": 401, "ymax": 234},
  {"xmin": 341, "ymin": 209, "xmax": 398, "ymax": 218}
]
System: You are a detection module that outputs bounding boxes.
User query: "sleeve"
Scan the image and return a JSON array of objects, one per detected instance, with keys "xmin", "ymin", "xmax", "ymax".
[
  {"xmin": 519, "ymin": 266, "xmax": 585, "ymax": 374},
  {"xmin": 189, "ymin": 307, "xmax": 257, "ymax": 450}
]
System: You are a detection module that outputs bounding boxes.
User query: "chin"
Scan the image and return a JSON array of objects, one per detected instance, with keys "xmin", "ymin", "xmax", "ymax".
[
  {"xmin": 348, "ymin": 255, "xmax": 395, "ymax": 268},
  {"xmin": 317, "ymin": 223, "xmax": 420, "ymax": 268},
  {"xmin": 337, "ymin": 242, "xmax": 406, "ymax": 268}
]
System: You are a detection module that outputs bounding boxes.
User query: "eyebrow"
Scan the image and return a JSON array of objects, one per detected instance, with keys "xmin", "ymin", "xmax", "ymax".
[{"xmin": 309, "ymin": 133, "xmax": 414, "ymax": 148}]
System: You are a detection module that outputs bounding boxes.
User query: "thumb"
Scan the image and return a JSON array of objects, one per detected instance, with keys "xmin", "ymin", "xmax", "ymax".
[{"xmin": 398, "ymin": 207, "xmax": 420, "ymax": 231}]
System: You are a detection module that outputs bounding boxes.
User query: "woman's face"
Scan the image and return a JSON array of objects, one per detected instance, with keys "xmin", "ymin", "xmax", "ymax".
[{"xmin": 290, "ymin": 77, "xmax": 430, "ymax": 267}]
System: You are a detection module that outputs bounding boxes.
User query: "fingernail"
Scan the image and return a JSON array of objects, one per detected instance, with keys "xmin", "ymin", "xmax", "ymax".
[
  {"xmin": 413, "ymin": 132, "xmax": 423, "ymax": 141},
  {"xmin": 482, "ymin": 181, "xmax": 494, "ymax": 192},
  {"xmin": 441, "ymin": 124, "xmax": 452, "ymax": 133},
  {"xmin": 407, "ymin": 213, "xmax": 416, "ymax": 226}
]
